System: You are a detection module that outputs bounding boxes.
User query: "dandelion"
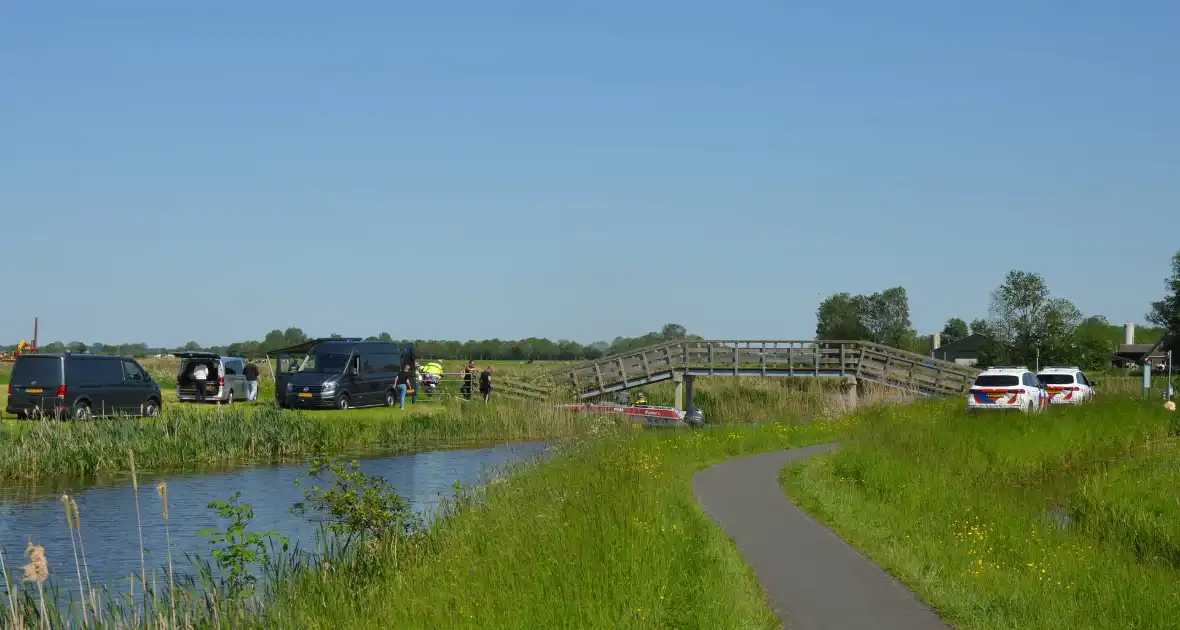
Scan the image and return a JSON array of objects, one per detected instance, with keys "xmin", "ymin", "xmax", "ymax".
[{"xmin": 23, "ymin": 540, "xmax": 48, "ymax": 630}]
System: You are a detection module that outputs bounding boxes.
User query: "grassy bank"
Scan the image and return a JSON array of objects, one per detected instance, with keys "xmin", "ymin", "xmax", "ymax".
[
  {"xmin": 260, "ymin": 410, "xmax": 857, "ymax": 628},
  {"xmin": 0, "ymin": 400, "xmax": 593, "ymax": 481},
  {"xmin": 783, "ymin": 397, "xmax": 1180, "ymax": 629},
  {"xmin": 1, "ymin": 378, "xmax": 863, "ymax": 629}
]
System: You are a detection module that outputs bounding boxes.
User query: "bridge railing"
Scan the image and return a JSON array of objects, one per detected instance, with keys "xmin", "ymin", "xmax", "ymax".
[{"xmin": 554, "ymin": 340, "xmax": 981, "ymax": 398}]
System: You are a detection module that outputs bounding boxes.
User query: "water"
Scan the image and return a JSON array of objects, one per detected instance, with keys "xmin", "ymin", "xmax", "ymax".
[{"xmin": 0, "ymin": 442, "xmax": 548, "ymax": 591}]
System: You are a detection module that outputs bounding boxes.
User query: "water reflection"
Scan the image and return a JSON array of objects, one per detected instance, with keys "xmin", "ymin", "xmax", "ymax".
[{"xmin": 0, "ymin": 442, "xmax": 547, "ymax": 589}]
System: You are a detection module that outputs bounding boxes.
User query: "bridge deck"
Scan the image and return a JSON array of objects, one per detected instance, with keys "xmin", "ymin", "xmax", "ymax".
[{"xmin": 554, "ymin": 340, "xmax": 981, "ymax": 399}]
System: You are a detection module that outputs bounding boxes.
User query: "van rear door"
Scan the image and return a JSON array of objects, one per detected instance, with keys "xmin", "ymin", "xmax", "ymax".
[{"xmin": 9, "ymin": 356, "xmax": 64, "ymax": 413}]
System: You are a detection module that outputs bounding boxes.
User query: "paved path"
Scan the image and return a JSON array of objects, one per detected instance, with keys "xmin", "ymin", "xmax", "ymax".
[{"xmin": 693, "ymin": 443, "xmax": 949, "ymax": 630}]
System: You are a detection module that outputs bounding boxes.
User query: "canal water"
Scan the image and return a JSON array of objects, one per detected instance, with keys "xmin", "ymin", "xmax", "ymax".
[{"xmin": 0, "ymin": 442, "xmax": 548, "ymax": 592}]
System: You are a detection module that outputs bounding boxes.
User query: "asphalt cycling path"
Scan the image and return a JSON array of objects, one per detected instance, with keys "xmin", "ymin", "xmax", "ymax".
[{"xmin": 693, "ymin": 443, "xmax": 950, "ymax": 630}]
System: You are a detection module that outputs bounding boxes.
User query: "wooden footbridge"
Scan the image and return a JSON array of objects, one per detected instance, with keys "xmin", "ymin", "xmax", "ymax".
[{"xmin": 550, "ymin": 340, "xmax": 982, "ymax": 403}]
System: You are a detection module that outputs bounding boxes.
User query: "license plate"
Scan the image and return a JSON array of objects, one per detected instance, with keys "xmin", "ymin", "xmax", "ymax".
[
  {"xmin": 988, "ymin": 393, "xmax": 1004, "ymax": 400},
  {"xmin": 298, "ymin": 392, "xmax": 313, "ymax": 398},
  {"xmin": 26, "ymin": 388, "xmax": 42, "ymax": 394}
]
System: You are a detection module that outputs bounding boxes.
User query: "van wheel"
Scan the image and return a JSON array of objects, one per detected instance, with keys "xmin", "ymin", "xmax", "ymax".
[
  {"xmin": 336, "ymin": 395, "xmax": 351, "ymax": 410},
  {"xmin": 73, "ymin": 402, "xmax": 92, "ymax": 421},
  {"xmin": 385, "ymin": 390, "xmax": 396, "ymax": 407},
  {"xmin": 144, "ymin": 399, "xmax": 160, "ymax": 417}
]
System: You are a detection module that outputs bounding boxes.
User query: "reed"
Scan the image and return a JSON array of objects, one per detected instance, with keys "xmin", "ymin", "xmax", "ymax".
[{"xmin": 0, "ymin": 399, "xmax": 600, "ymax": 481}]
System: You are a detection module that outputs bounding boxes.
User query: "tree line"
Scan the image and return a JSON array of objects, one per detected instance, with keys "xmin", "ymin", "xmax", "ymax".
[
  {"xmin": 815, "ymin": 249, "xmax": 1179, "ymax": 370},
  {"xmin": 1, "ymin": 323, "xmax": 699, "ymax": 362}
]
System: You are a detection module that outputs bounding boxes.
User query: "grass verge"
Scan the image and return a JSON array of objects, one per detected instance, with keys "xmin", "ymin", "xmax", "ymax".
[
  {"xmin": 782, "ymin": 397, "xmax": 1180, "ymax": 630},
  {"xmin": 260, "ymin": 414, "xmax": 858, "ymax": 629}
]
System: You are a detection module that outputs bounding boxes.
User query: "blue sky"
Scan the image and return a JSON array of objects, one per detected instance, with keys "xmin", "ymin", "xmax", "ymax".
[{"xmin": 3, "ymin": 0, "xmax": 1177, "ymax": 347}]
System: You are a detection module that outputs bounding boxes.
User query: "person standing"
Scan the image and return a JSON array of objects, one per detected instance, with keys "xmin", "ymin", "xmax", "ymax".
[
  {"xmin": 461, "ymin": 361, "xmax": 476, "ymax": 400},
  {"xmin": 243, "ymin": 359, "xmax": 260, "ymax": 402},
  {"xmin": 395, "ymin": 367, "xmax": 414, "ymax": 409},
  {"xmin": 192, "ymin": 362, "xmax": 209, "ymax": 403},
  {"xmin": 479, "ymin": 365, "xmax": 493, "ymax": 403}
]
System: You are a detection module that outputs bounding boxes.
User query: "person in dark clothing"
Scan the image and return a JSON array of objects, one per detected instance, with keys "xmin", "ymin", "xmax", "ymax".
[
  {"xmin": 395, "ymin": 367, "xmax": 415, "ymax": 409},
  {"xmin": 479, "ymin": 365, "xmax": 493, "ymax": 403},
  {"xmin": 243, "ymin": 359, "xmax": 260, "ymax": 402},
  {"xmin": 461, "ymin": 361, "xmax": 476, "ymax": 400}
]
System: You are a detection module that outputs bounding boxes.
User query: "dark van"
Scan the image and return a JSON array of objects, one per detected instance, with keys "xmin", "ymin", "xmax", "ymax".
[
  {"xmin": 6, "ymin": 354, "xmax": 163, "ymax": 419},
  {"xmin": 281, "ymin": 340, "xmax": 414, "ymax": 410}
]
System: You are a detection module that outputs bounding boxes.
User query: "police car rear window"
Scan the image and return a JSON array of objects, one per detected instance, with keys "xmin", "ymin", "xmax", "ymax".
[
  {"xmin": 1038, "ymin": 374, "xmax": 1076, "ymax": 385},
  {"xmin": 974, "ymin": 374, "xmax": 1019, "ymax": 387}
]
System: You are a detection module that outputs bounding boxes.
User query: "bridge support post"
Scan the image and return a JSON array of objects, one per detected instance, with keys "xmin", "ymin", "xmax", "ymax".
[
  {"xmin": 684, "ymin": 374, "xmax": 696, "ymax": 413},
  {"xmin": 673, "ymin": 372, "xmax": 685, "ymax": 411},
  {"xmin": 841, "ymin": 375, "xmax": 859, "ymax": 409}
]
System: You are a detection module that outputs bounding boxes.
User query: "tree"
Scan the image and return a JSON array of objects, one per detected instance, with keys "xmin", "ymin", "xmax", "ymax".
[
  {"xmin": 988, "ymin": 270, "xmax": 1050, "ymax": 348},
  {"xmin": 184, "ymin": 341, "xmax": 202, "ymax": 351},
  {"xmin": 815, "ymin": 292, "xmax": 870, "ymax": 340},
  {"xmin": 940, "ymin": 318, "xmax": 969, "ymax": 345},
  {"xmin": 1147, "ymin": 250, "xmax": 1180, "ymax": 348},
  {"xmin": 969, "ymin": 318, "xmax": 993, "ymax": 337},
  {"xmin": 262, "ymin": 330, "xmax": 287, "ymax": 351},
  {"xmin": 282, "ymin": 328, "xmax": 308, "ymax": 346},
  {"xmin": 860, "ymin": 287, "xmax": 916, "ymax": 349},
  {"xmin": 660, "ymin": 323, "xmax": 687, "ymax": 341},
  {"xmin": 815, "ymin": 287, "xmax": 917, "ymax": 349},
  {"xmin": 1037, "ymin": 298, "xmax": 1084, "ymax": 365}
]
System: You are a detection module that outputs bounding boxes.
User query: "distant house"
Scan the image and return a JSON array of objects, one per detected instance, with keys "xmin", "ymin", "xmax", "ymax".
[
  {"xmin": 1113, "ymin": 335, "xmax": 1172, "ymax": 370},
  {"xmin": 931, "ymin": 333, "xmax": 993, "ymax": 366}
]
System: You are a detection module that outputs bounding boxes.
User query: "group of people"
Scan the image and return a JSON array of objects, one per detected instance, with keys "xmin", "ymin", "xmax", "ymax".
[
  {"xmin": 461, "ymin": 361, "xmax": 494, "ymax": 402},
  {"xmin": 388, "ymin": 360, "xmax": 494, "ymax": 409}
]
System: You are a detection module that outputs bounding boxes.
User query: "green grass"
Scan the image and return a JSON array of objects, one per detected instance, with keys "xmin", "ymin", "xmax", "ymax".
[
  {"xmin": 782, "ymin": 397, "xmax": 1180, "ymax": 630},
  {"xmin": 0, "ymin": 398, "xmax": 596, "ymax": 481},
  {"xmin": 1, "ymin": 377, "xmax": 861, "ymax": 629},
  {"xmin": 258, "ymin": 406, "xmax": 858, "ymax": 628}
]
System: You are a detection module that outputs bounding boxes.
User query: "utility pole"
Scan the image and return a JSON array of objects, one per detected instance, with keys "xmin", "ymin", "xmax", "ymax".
[{"xmin": 1168, "ymin": 350, "xmax": 1174, "ymax": 401}]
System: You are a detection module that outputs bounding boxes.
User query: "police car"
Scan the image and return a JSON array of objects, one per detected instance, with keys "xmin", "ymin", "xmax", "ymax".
[
  {"xmin": 967, "ymin": 366, "xmax": 1049, "ymax": 413},
  {"xmin": 1035, "ymin": 366, "xmax": 1095, "ymax": 405}
]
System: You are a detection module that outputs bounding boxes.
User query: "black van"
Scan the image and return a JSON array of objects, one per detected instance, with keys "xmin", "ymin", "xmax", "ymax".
[
  {"xmin": 5, "ymin": 354, "xmax": 163, "ymax": 419},
  {"xmin": 281, "ymin": 340, "xmax": 414, "ymax": 410}
]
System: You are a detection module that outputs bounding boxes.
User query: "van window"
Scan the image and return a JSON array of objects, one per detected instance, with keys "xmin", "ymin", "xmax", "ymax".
[
  {"xmin": 299, "ymin": 353, "xmax": 350, "ymax": 373},
  {"xmin": 225, "ymin": 360, "xmax": 241, "ymax": 375},
  {"xmin": 68, "ymin": 358, "xmax": 125, "ymax": 386},
  {"xmin": 122, "ymin": 360, "xmax": 148, "ymax": 382},
  {"xmin": 363, "ymin": 352, "xmax": 401, "ymax": 375},
  {"xmin": 11, "ymin": 357, "xmax": 63, "ymax": 386}
]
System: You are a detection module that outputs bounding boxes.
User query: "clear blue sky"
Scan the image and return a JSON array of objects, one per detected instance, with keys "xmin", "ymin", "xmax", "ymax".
[{"xmin": 3, "ymin": 0, "xmax": 1177, "ymax": 347}]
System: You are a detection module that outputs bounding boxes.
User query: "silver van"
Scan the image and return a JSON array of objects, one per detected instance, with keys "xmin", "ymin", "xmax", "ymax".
[{"xmin": 175, "ymin": 352, "xmax": 248, "ymax": 404}]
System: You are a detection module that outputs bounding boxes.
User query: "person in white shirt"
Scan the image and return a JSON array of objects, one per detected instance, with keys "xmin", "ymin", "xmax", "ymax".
[{"xmin": 191, "ymin": 363, "xmax": 210, "ymax": 402}]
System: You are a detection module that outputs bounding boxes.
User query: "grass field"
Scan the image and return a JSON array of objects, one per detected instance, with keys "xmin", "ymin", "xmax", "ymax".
[{"xmin": 783, "ymin": 397, "xmax": 1180, "ymax": 630}]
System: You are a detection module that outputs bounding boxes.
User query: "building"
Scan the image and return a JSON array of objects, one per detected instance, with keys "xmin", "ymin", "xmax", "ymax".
[
  {"xmin": 930, "ymin": 333, "xmax": 992, "ymax": 366},
  {"xmin": 1112, "ymin": 323, "xmax": 1171, "ymax": 370}
]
